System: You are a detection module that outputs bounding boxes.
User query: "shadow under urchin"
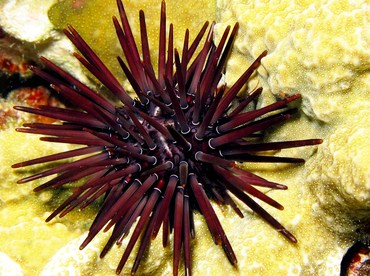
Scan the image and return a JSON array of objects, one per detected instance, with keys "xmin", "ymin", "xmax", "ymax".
[{"xmin": 12, "ymin": 0, "xmax": 322, "ymax": 275}]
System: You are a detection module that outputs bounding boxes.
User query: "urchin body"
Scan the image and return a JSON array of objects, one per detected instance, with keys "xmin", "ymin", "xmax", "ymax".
[{"xmin": 13, "ymin": 1, "xmax": 322, "ymax": 275}]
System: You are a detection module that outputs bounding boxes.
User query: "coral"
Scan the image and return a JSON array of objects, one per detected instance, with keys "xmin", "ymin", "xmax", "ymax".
[
  {"xmin": 216, "ymin": 0, "xmax": 370, "ymax": 123},
  {"xmin": 215, "ymin": 0, "xmax": 370, "ymax": 274},
  {"xmin": 306, "ymin": 110, "xmax": 370, "ymax": 231},
  {"xmin": 48, "ymin": 0, "xmax": 216, "ymax": 82}
]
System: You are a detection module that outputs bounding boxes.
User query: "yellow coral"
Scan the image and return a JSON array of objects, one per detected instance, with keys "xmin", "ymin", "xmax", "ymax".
[
  {"xmin": 306, "ymin": 110, "xmax": 370, "ymax": 229},
  {"xmin": 215, "ymin": 0, "xmax": 370, "ymax": 274},
  {"xmin": 48, "ymin": 0, "xmax": 216, "ymax": 83},
  {"xmin": 216, "ymin": 0, "xmax": 370, "ymax": 122}
]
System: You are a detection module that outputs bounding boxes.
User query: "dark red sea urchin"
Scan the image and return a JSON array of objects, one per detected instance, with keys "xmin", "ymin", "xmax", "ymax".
[{"xmin": 12, "ymin": 1, "xmax": 322, "ymax": 275}]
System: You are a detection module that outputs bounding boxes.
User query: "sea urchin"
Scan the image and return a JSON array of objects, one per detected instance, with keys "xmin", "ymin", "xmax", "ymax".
[{"xmin": 13, "ymin": 1, "xmax": 322, "ymax": 275}]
